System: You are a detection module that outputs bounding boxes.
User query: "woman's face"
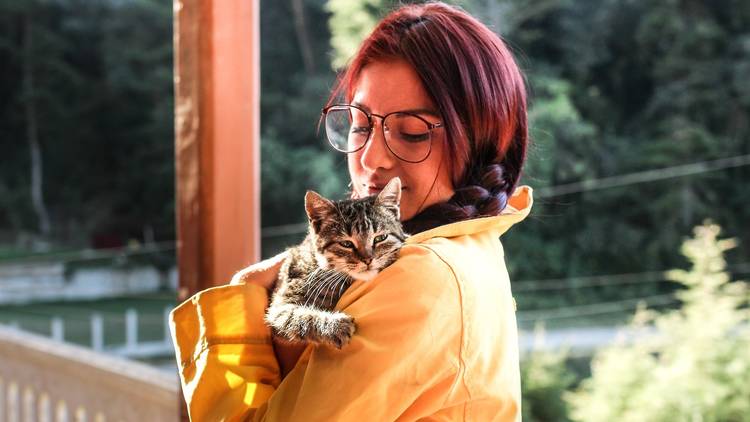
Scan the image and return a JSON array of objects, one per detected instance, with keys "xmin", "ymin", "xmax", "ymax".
[{"xmin": 348, "ymin": 59, "xmax": 455, "ymax": 221}]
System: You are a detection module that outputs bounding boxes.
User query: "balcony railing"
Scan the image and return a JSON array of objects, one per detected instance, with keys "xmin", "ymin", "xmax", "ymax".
[{"xmin": 0, "ymin": 325, "xmax": 178, "ymax": 422}]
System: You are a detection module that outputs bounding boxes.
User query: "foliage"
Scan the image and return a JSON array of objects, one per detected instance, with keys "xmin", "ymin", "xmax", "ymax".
[
  {"xmin": 567, "ymin": 221, "xmax": 750, "ymax": 422},
  {"xmin": 0, "ymin": 0, "xmax": 173, "ymax": 247},
  {"xmin": 0, "ymin": 0, "xmax": 748, "ymax": 316},
  {"xmin": 261, "ymin": 135, "xmax": 348, "ymax": 228},
  {"xmin": 521, "ymin": 326, "xmax": 576, "ymax": 422},
  {"xmin": 326, "ymin": 0, "xmax": 385, "ymax": 69},
  {"xmin": 462, "ymin": 0, "xmax": 750, "ymax": 311}
]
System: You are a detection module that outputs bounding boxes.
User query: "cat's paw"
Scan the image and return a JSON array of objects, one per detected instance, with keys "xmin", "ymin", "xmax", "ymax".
[{"xmin": 320, "ymin": 312, "xmax": 356, "ymax": 349}]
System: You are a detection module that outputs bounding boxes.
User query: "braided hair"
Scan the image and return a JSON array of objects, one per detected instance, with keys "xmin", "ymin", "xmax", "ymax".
[
  {"xmin": 403, "ymin": 130, "xmax": 525, "ymax": 234},
  {"xmin": 326, "ymin": 2, "xmax": 529, "ymax": 234}
]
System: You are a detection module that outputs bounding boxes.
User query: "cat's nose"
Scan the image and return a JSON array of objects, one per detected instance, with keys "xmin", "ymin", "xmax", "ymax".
[{"xmin": 362, "ymin": 257, "xmax": 372, "ymax": 265}]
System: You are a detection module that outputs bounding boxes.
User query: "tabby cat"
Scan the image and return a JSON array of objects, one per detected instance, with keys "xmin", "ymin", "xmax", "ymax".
[{"xmin": 265, "ymin": 177, "xmax": 406, "ymax": 349}]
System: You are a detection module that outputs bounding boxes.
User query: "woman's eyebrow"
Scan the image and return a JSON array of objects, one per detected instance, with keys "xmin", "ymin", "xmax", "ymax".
[{"xmin": 351, "ymin": 101, "xmax": 440, "ymax": 118}]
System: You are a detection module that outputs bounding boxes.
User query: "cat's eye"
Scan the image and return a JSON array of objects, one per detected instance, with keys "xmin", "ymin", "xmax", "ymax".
[
  {"xmin": 339, "ymin": 240, "xmax": 355, "ymax": 248},
  {"xmin": 373, "ymin": 234, "xmax": 388, "ymax": 244}
]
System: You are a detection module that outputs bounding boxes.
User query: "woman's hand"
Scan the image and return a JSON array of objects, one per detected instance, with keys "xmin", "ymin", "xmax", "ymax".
[{"xmin": 229, "ymin": 250, "xmax": 307, "ymax": 377}]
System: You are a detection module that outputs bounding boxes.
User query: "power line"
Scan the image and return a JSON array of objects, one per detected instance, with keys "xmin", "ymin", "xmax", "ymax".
[
  {"xmin": 259, "ymin": 154, "xmax": 750, "ymax": 236},
  {"xmin": 535, "ymin": 153, "xmax": 750, "ymax": 198},
  {"xmin": 513, "ymin": 270, "xmax": 669, "ymax": 292},
  {"xmin": 1, "ymin": 156, "xmax": 747, "ymax": 260},
  {"xmin": 512, "ymin": 262, "xmax": 750, "ymax": 292},
  {"xmin": 517, "ymin": 293, "xmax": 679, "ymax": 323}
]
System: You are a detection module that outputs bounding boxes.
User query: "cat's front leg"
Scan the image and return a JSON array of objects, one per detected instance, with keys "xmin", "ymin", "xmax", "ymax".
[
  {"xmin": 316, "ymin": 310, "xmax": 356, "ymax": 349},
  {"xmin": 265, "ymin": 303, "xmax": 356, "ymax": 349}
]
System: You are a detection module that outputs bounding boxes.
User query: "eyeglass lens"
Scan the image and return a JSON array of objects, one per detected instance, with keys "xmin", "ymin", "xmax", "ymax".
[{"xmin": 325, "ymin": 106, "xmax": 432, "ymax": 163}]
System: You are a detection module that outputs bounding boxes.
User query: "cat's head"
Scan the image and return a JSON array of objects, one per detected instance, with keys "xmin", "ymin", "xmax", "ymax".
[{"xmin": 305, "ymin": 177, "xmax": 406, "ymax": 281}]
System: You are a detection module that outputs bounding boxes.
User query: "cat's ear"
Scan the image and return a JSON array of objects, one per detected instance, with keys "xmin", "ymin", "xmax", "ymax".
[
  {"xmin": 305, "ymin": 190, "xmax": 336, "ymax": 222},
  {"xmin": 376, "ymin": 177, "xmax": 402, "ymax": 219}
]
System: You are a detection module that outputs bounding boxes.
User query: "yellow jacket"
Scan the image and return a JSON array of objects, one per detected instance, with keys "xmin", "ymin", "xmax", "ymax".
[{"xmin": 170, "ymin": 186, "xmax": 533, "ymax": 421}]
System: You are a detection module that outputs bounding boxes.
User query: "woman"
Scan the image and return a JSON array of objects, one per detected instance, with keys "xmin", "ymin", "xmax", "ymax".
[{"xmin": 170, "ymin": 2, "xmax": 533, "ymax": 421}]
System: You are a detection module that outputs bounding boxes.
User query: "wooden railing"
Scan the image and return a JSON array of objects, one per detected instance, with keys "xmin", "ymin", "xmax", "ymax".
[{"xmin": 0, "ymin": 325, "xmax": 178, "ymax": 422}]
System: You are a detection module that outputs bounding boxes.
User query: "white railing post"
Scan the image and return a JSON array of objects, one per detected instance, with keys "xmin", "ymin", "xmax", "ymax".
[
  {"xmin": 0, "ymin": 377, "xmax": 5, "ymax": 422},
  {"xmin": 90, "ymin": 313, "xmax": 104, "ymax": 352},
  {"xmin": 163, "ymin": 306, "xmax": 172, "ymax": 344},
  {"xmin": 23, "ymin": 387, "xmax": 34, "ymax": 422},
  {"xmin": 125, "ymin": 309, "xmax": 138, "ymax": 351},
  {"xmin": 8, "ymin": 381, "xmax": 19, "ymax": 422},
  {"xmin": 55, "ymin": 400, "xmax": 68, "ymax": 422},
  {"xmin": 38, "ymin": 394, "xmax": 51, "ymax": 422},
  {"xmin": 51, "ymin": 318, "xmax": 64, "ymax": 343},
  {"xmin": 75, "ymin": 406, "xmax": 87, "ymax": 422}
]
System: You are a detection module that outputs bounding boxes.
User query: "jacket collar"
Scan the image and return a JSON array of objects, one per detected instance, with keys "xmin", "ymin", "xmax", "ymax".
[{"xmin": 404, "ymin": 185, "xmax": 533, "ymax": 244}]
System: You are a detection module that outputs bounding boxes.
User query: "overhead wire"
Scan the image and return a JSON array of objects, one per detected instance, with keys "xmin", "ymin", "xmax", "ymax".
[{"xmin": 512, "ymin": 262, "xmax": 750, "ymax": 292}]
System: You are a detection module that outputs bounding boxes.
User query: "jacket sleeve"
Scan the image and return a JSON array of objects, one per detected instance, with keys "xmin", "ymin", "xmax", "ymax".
[
  {"xmin": 170, "ymin": 245, "xmax": 464, "ymax": 421},
  {"xmin": 169, "ymin": 283, "xmax": 282, "ymax": 421}
]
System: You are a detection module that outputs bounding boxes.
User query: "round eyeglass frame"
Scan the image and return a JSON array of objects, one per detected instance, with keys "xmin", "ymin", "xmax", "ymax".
[{"xmin": 321, "ymin": 104, "xmax": 444, "ymax": 164}]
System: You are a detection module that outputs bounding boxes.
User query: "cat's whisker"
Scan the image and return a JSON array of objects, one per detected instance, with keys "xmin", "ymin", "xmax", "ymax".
[
  {"xmin": 302, "ymin": 268, "xmax": 322, "ymax": 292},
  {"xmin": 301, "ymin": 271, "xmax": 320, "ymax": 307},
  {"xmin": 330, "ymin": 273, "xmax": 348, "ymax": 304},
  {"xmin": 330, "ymin": 273, "xmax": 349, "ymax": 306},
  {"xmin": 306, "ymin": 270, "xmax": 341, "ymax": 307},
  {"xmin": 315, "ymin": 273, "xmax": 338, "ymax": 307},
  {"xmin": 335, "ymin": 275, "xmax": 349, "ymax": 302},
  {"xmin": 302, "ymin": 270, "xmax": 327, "ymax": 307},
  {"xmin": 323, "ymin": 273, "xmax": 341, "ymax": 305},
  {"xmin": 324, "ymin": 272, "xmax": 348, "ymax": 307},
  {"xmin": 304, "ymin": 270, "xmax": 332, "ymax": 307},
  {"xmin": 322, "ymin": 272, "xmax": 346, "ymax": 308}
]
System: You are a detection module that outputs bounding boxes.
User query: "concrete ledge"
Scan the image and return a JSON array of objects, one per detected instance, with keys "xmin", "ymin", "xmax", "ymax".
[{"xmin": 0, "ymin": 325, "xmax": 179, "ymax": 421}]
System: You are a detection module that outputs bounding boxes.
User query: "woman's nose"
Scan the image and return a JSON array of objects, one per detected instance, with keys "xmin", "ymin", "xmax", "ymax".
[{"xmin": 359, "ymin": 120, "xmax": 396, "ymax": 172}]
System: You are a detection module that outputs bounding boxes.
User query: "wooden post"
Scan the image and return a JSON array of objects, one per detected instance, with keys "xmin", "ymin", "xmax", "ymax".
[
  {"xmin": 173, "ymin": 0, "xmax": 260, "ymax": 299},
  {"xmin": 173, "ymin": 0, "xmax": 260, "ymax": 419}
]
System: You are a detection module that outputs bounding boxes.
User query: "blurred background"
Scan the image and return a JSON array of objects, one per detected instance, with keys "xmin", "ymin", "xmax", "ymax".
[{"xmin": 0, "ymin": 0, "xmax": 748, "ymax": 420}]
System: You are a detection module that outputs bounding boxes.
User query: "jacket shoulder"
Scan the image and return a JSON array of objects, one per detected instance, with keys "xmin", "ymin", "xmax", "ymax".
[{"xmin": 337, "ymin": 242, "xmax": 460, "ymax": 313}]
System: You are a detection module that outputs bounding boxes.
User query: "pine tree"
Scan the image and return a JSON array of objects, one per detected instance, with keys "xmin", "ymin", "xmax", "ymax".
[{"xmin": 568, "ymin": 221, "xmax": 750, "ymax": 422}]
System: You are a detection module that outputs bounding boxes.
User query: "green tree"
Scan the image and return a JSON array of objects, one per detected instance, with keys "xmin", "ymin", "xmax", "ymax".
[
  {"xmin": 0, "ymin": 0, "xmax": 82, "ymax": 241},
  {"xmin": 521, "ymin": 325, "xmax": 576, "ymax": 422},
  {"xmin": 568, "ymin": 221, "xmax": 750, "ymax": 421},
  {"xmin": 0, "ymin": 0, "xmax": 174, "ymax": 247},
  {"xmin": 326, "ymin": 0, "xmax": 385, "ymax": 69}
]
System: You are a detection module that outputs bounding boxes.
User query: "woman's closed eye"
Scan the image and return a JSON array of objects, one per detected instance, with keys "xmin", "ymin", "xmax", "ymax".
[{"xmin": 398, "ymin": 132, "xmax": 430, "ymax": 143}]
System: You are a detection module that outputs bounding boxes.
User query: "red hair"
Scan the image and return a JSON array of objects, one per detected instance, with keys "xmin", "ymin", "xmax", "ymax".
[{"xmin": 326, "ymin": 2, "xmax": 529, "ymax": 232}]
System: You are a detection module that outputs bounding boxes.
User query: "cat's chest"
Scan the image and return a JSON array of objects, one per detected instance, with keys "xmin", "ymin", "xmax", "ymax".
[{"xmin": 282, "ymin": 267, "xmax": 354, "ymax": 310}]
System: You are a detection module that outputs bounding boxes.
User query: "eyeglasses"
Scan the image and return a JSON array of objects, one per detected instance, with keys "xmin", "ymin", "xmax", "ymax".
[{"xmin": 321, "ymin": 104, "xmax": 443, "ymax": 163}]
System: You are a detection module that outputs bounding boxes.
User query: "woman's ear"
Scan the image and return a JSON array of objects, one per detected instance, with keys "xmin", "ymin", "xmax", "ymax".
[{"xmin": 375, "ymin": 177, "xmax": 401, "ymax": 219}]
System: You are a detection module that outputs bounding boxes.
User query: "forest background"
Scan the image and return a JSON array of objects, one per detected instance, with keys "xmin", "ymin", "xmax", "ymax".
[
  {"xmin": 1, "ymin": 0, "xmax": 748, "ymax": 314},
  {"xmin": 1, "ymin": 0, "xmax": 749, "ymax": 420}
]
